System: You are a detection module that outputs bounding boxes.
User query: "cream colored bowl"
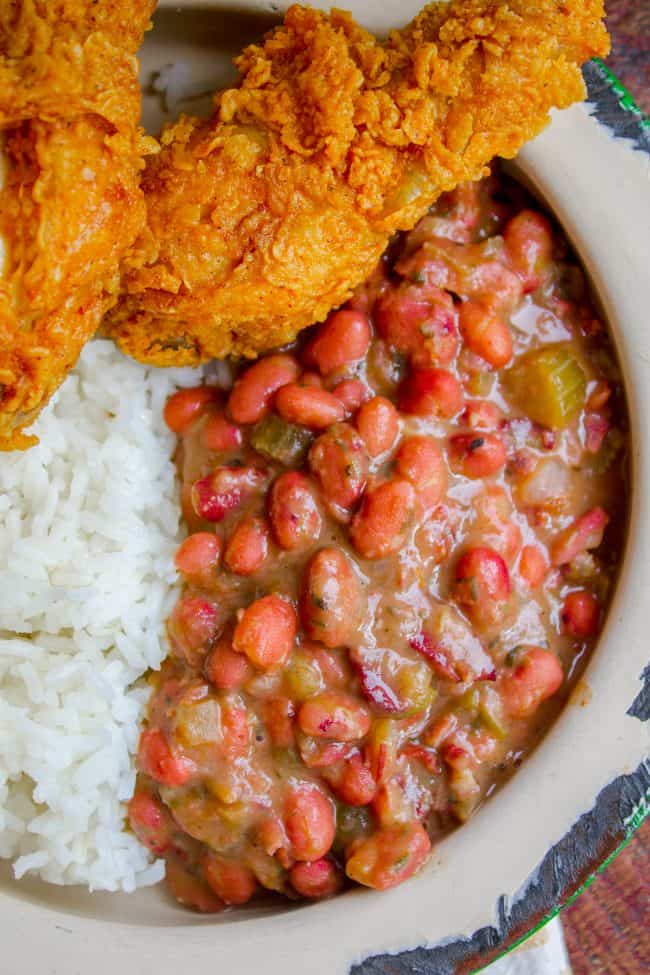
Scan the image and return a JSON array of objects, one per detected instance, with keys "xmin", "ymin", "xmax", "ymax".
[{"xmin": 2, "ymin": 4, "xmax": 649, "ymax": 973}]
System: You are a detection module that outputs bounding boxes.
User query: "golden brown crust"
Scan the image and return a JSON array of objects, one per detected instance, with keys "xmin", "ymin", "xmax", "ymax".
[
  {"xmin": 108, "ymin": 0, "xmax": 609, "ymax": 368},
  {"xmin": 0, "ymin": 1, "xmax": 155, "ymax": 449}
]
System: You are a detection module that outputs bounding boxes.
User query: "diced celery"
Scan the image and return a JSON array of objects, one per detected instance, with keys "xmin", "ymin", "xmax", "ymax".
[
  {"xmin": 284, "ymin": 652, "xmax": 323, "ymax": 701},
  {"xmin": 504, "ymin": 343, "xmax": 587, "ymax": 429},
  {"xmin": 333, "ymin": 805, "xmax": 372, "ymax": 854},
  {"xmin": 478, "ymin": 686, "xmax": 507, "ymax": 739},
  {"xmin": 396, "ymin": 661, "xmax": 436, "ymax": 716},
  {"xmin": 250, "ymin": 414, "xmax": 313, "ymax": 465},
  {"xmin": 459, "ymin": 686, "xmax": 480, "ymax": 715}
]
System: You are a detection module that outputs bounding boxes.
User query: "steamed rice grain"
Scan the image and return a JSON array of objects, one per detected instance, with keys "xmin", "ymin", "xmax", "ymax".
[{"xmin": 0, "ymin": 341, "xmax": 197, "ymax": 890}]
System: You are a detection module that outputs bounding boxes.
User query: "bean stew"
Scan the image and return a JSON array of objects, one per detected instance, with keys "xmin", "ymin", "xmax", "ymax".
[{"xmin": 129, "ymin": 168, "xmax": 628, "ymax": 912}]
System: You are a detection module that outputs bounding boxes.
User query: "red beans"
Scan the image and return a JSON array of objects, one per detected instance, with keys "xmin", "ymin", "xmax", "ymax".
[
  {"xmin": 356, "ymin": 397, "xmax": 399, "ymax": 456},
  {"xmin": 501, "ymin": 647, "xmax": 564, "ymax": 718},
  {"xmin": 452, "ymin": 546, "xmax": 511, "ymax": 628},
  {"xmin": 165, "ymin": 859, "xmax": 224, "ymax": 914},
  {"xmin": 168, "ymin": 596, "xmax": 222, "ymax": 666},
  {"xmin": 289, "ymin": 858, "xmax": 342, "ymax": 899},
  {"xmin": 203, "ymin": 853, "xmax": 257, "ymax": 906},
  {"xmin": 128, "ymin": 789, "xmax": 174, "ymax": 855},
  {"xmin": 174, "ymin": 533, "xmax": 221, "ymax": 581},
  {"xmin": 561, "ymin": 590, "xmax": 600, "ymax": 637},
  {"xmin": 448, "ymin": 433, "xmax": 506, "ymax": 478},
  {"xmin": 275, "ymin": 384, "xmax": 346, "ymax": 429},
  {"xmin": 298, "ymin": 692, "xmax": 371, "ymax": 741},
  {"xmin": 322, "ymin": 753, "xmax": 376, "ymax": 806},
  {"xmin": 519, "ymin": 545, "xmax": 547, "ymax": 588},
  {"xmin": 332, "ymin": 379, "xmax": 370, "ymax": 413},
  {"xmin": 375, "ymin": 284, "xmax": 458, "ymax": 367},
  {"xmin": 303, "ymin": 309, "xmax": 371, "ymax": 375},
  {"xmin": 459, "ymin": 301, "xmax": 513, "ymax": 368},
  {"xmin": 232, "ymin": 595, "xmax": 297, "ymax": 670},
  {"xmin": 399, "ymin": 367, "xmax": 463, "ymax": 418},
  {"xmin": 205, "ymin": 638, "xmax": 252, "ymax": 689},
  {"xmin": 350, "ymin": 479, "xmax": 416, "ymax": 560},
  {"xmin": 202, "ymin": 411, "xmax": 243, "ymax": 452},
  {"xmin": 224, "ymin": 516, "xmax": 270, "ymax": 575},
  {"xmin": 345, "ymin": 824, "xmax": 431, "ymax": 890},
  {"xmin": 269, "ymin": 472, "xmax": 321, "ymax": 550},
  {"xmin": 308, "ymin": 423, "xmax": 369, "ymax": 519},
  {"xmin": 227, "ymin": 354, "xmax": 299, "ymax": 424},
  {"xmin": 164, "ymin": 386, "xmax": 216, "ymax": 434},
  {"xmin": 191, "ymin": 466, "xmax": 265, "ymax": 522},
  {"xmin": 503, "ymin": 209, "xmax": 553, "ymax": 292},
  {"xmin": 396, "ymin": 436, "xmax": 446, "ymax": 509},
  {"xmin": 138, "ymin": 729, "xmax": 196, "ymax": 787},
  {"xmin": 300, "ymin": 548, "xmax": 362, "ymax": 648},
  {"xmin": 284, "ymin": 785, "xmax": 335, "ymax": 861}
]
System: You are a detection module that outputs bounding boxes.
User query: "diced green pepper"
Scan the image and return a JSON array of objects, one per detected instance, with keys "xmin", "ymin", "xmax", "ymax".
[
  {"xmin": 250, "ymin": 414, "xmax": 313, "ymax": 466},
  {"xmin": 504, "ymin": 343, "xmax": 587, "ymax": 429},
  {"xmin": 284, "ymin": 652, "xmax": 323, "ymax": 701}
]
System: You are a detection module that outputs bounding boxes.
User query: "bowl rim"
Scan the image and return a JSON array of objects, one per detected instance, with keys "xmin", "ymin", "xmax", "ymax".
[{"xmin": 1, "ymin": 12, "xmax": 649, "ymax": 973}]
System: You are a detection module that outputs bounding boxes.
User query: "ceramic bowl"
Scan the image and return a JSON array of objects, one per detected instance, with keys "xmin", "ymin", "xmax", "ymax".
[{"xmin": 2, "ymin": 4, "xmax": 649, "ymax": 973}]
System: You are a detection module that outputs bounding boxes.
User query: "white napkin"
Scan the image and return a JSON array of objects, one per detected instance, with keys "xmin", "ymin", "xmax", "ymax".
[{"xmin": 486, "ymin": 917, "xmax": 572, "ymax": 975}]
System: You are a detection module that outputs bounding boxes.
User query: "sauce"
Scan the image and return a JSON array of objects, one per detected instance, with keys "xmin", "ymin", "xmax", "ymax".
[{"xmin": 129, "ymin": 170, "xmax": 628, "ymax": 912}]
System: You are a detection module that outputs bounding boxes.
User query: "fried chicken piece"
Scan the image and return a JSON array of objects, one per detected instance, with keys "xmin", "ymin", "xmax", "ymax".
[
  {"xmin": 107, "ymin": 0, "xmax": 609, "ymax": 368},
  {"xmin": 0, "ymin": 1, "xmax": 155, "ymax": 450}
]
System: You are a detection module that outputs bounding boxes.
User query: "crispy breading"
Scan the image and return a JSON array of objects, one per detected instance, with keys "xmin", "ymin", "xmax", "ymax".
[
  {"xmin": 107, "ymin": 0, "xmax": 609, "ymax": 368},
  {"xmin": 0, "ymin": 1, "xmax": 155, "ymax": 449}
]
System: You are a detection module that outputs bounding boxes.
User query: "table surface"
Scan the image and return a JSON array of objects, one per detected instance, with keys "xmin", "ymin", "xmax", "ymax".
[
  {"xmin": 559, "ymin": 7, "xmax": 649, "ymax": 971},
  {"xmin": 604, "ymin": 1, "xmax": 650, "ymax": 114}
]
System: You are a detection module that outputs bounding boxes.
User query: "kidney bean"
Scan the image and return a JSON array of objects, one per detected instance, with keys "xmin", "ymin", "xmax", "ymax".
[
  {"xmin": 399, "ymin": 367, "xmax": 463, "ymax": 418},
  {"xmin": 232, "ymin": 594, "xmax": 297, "ymax": 670},
  {"xmin": 356, "ymin": 397, "xmax": 399, "ymax": 457},
  {"xmin": 138, "ymin": 729, "xmax": 196, "ymax": 787},
  {"xmin": 297, "ymin": 734, "xmax": 349, "ymax": 769},
  {"xmin": 163, "ymin": 386, "xmax": 216, "ymax": 434},
  {"xmin": 191, "ymin": 466, "xmax": 266, "ymax": 522},
  {"xmin": 202, "ymin": 410, "xmax": 243, "ymax": 452},
  {"xmin": 308, "ymin": 423, "xmax": 369, "ymax": 519},
  {"xmin": 300, "ymin": 371, "xmax": 324, "ymax": 389},
  {"xmin": 519, "ymin": 544, "xmax": 548, "ymax": 588},
  {"xmin": 350, "ymin": 479, "xmax": 416, "ymax": 560},
  {"xmin": 550, "ymin": 507, "xmax": 609, "ymax": 566},
  {"xmin": 331, "ymin": 379, "xmax": 371, "ymax": 413},
  {"xmin": 472, "ymin": 487, "xmax": 521, "ymax": 563},
  {"xmin": 448, "ymin": 433, "xmax": 506, "ymax": 478},
  {"xmin": 165, "ymin": 858, "xmax": 224, "ymax": 913},
  {"xmin": 275, "ymin": 384, "xmax": 346, "ymax": 430},
  {"xmin": 300, "ymin": 548, "xmax": 362, "ymax": 647},
  {"xmin": 503, "ymin": 209, "xmax": 553, "ymax": 292},
  {"xmin": 205, "ymin": 637, "xmax": 252, "ymax": 690},
  {"xmin": 375, "ymin": 284, "xmax": 458, "ymax": 367},
  {"xmin": 262, "ymin": 697, "xmax": 296, "ymax": 747},
  {"xmin": 203, "ymin": 853, "xmax": 257, "ymax": 905},
  {"xmin": 501, "ymin": 646, "xmax": 564, "ymax": 718},
  {"xmin": 322, "ymin": 752, "xmax": 377, "ymax": 806},
  {"xmin": 269, "ymin": 472, "xmax": 322, "ymax": 550},
  {"xmin": 221, "ymin": 703, "xmax": 250, "ymax": 758},
  {"xmin": 561, "ymin": 590, "xmax": 600, "ymax": 637},
  {"xmin": 298, "ymin": 692, "xmax": 371, "ymax": 741},
  {"xmin": 459, "ymin": 301, "xmax": 513, "ymax": 368},
  {"xmin": 395, "ymin": 436, "xmax": 446, "ymax": 509},
  {"xmin": 227, "ymin": 354, "xmax": 299, "ymax": 424},
  {"xmin": 174, "ymin": 532, "xmax": 221, "ymax": 581},
  {"xmin": 345, "ymin": 823, "xmax": 431, "ymax": 890},
  {"xmin": 289, "ymin": 858, "xmax": 342, "ymax": 899},
  {"xmin": 303, "ymin": 309, "xmax": 371, "ymax": 375},
  {"xmin": 452, "ymin": 546, "xmax": 511, "ymax": 628},
  {"xmin": 284, "ymin": 785, "xmax": 335, "ymax": 861},
  {"xmin": 224, "ymin": 516, "xmax": 270, "ymax": 575},
  {"xmin": 128, "ymin": 788, "xmax": 175, "ymax": 855},
  {"xmin": 168, "ymin": 596, "xmax": 222, "ymax": 666}
]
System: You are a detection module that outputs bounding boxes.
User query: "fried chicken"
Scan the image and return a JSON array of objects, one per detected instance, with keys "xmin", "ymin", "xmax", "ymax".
[
  {"xmin": 0, "ymin": 1, "xmax": 155, "ymax": 449},
  {"xmin": 107, "ymin": 0, "xmax": 609, "ymax": 369}
]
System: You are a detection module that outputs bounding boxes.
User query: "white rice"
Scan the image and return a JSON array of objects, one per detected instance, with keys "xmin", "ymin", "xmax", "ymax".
[{"xmin": 0, "ymin": 340, "xmax": 198, "ymax": 891}]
